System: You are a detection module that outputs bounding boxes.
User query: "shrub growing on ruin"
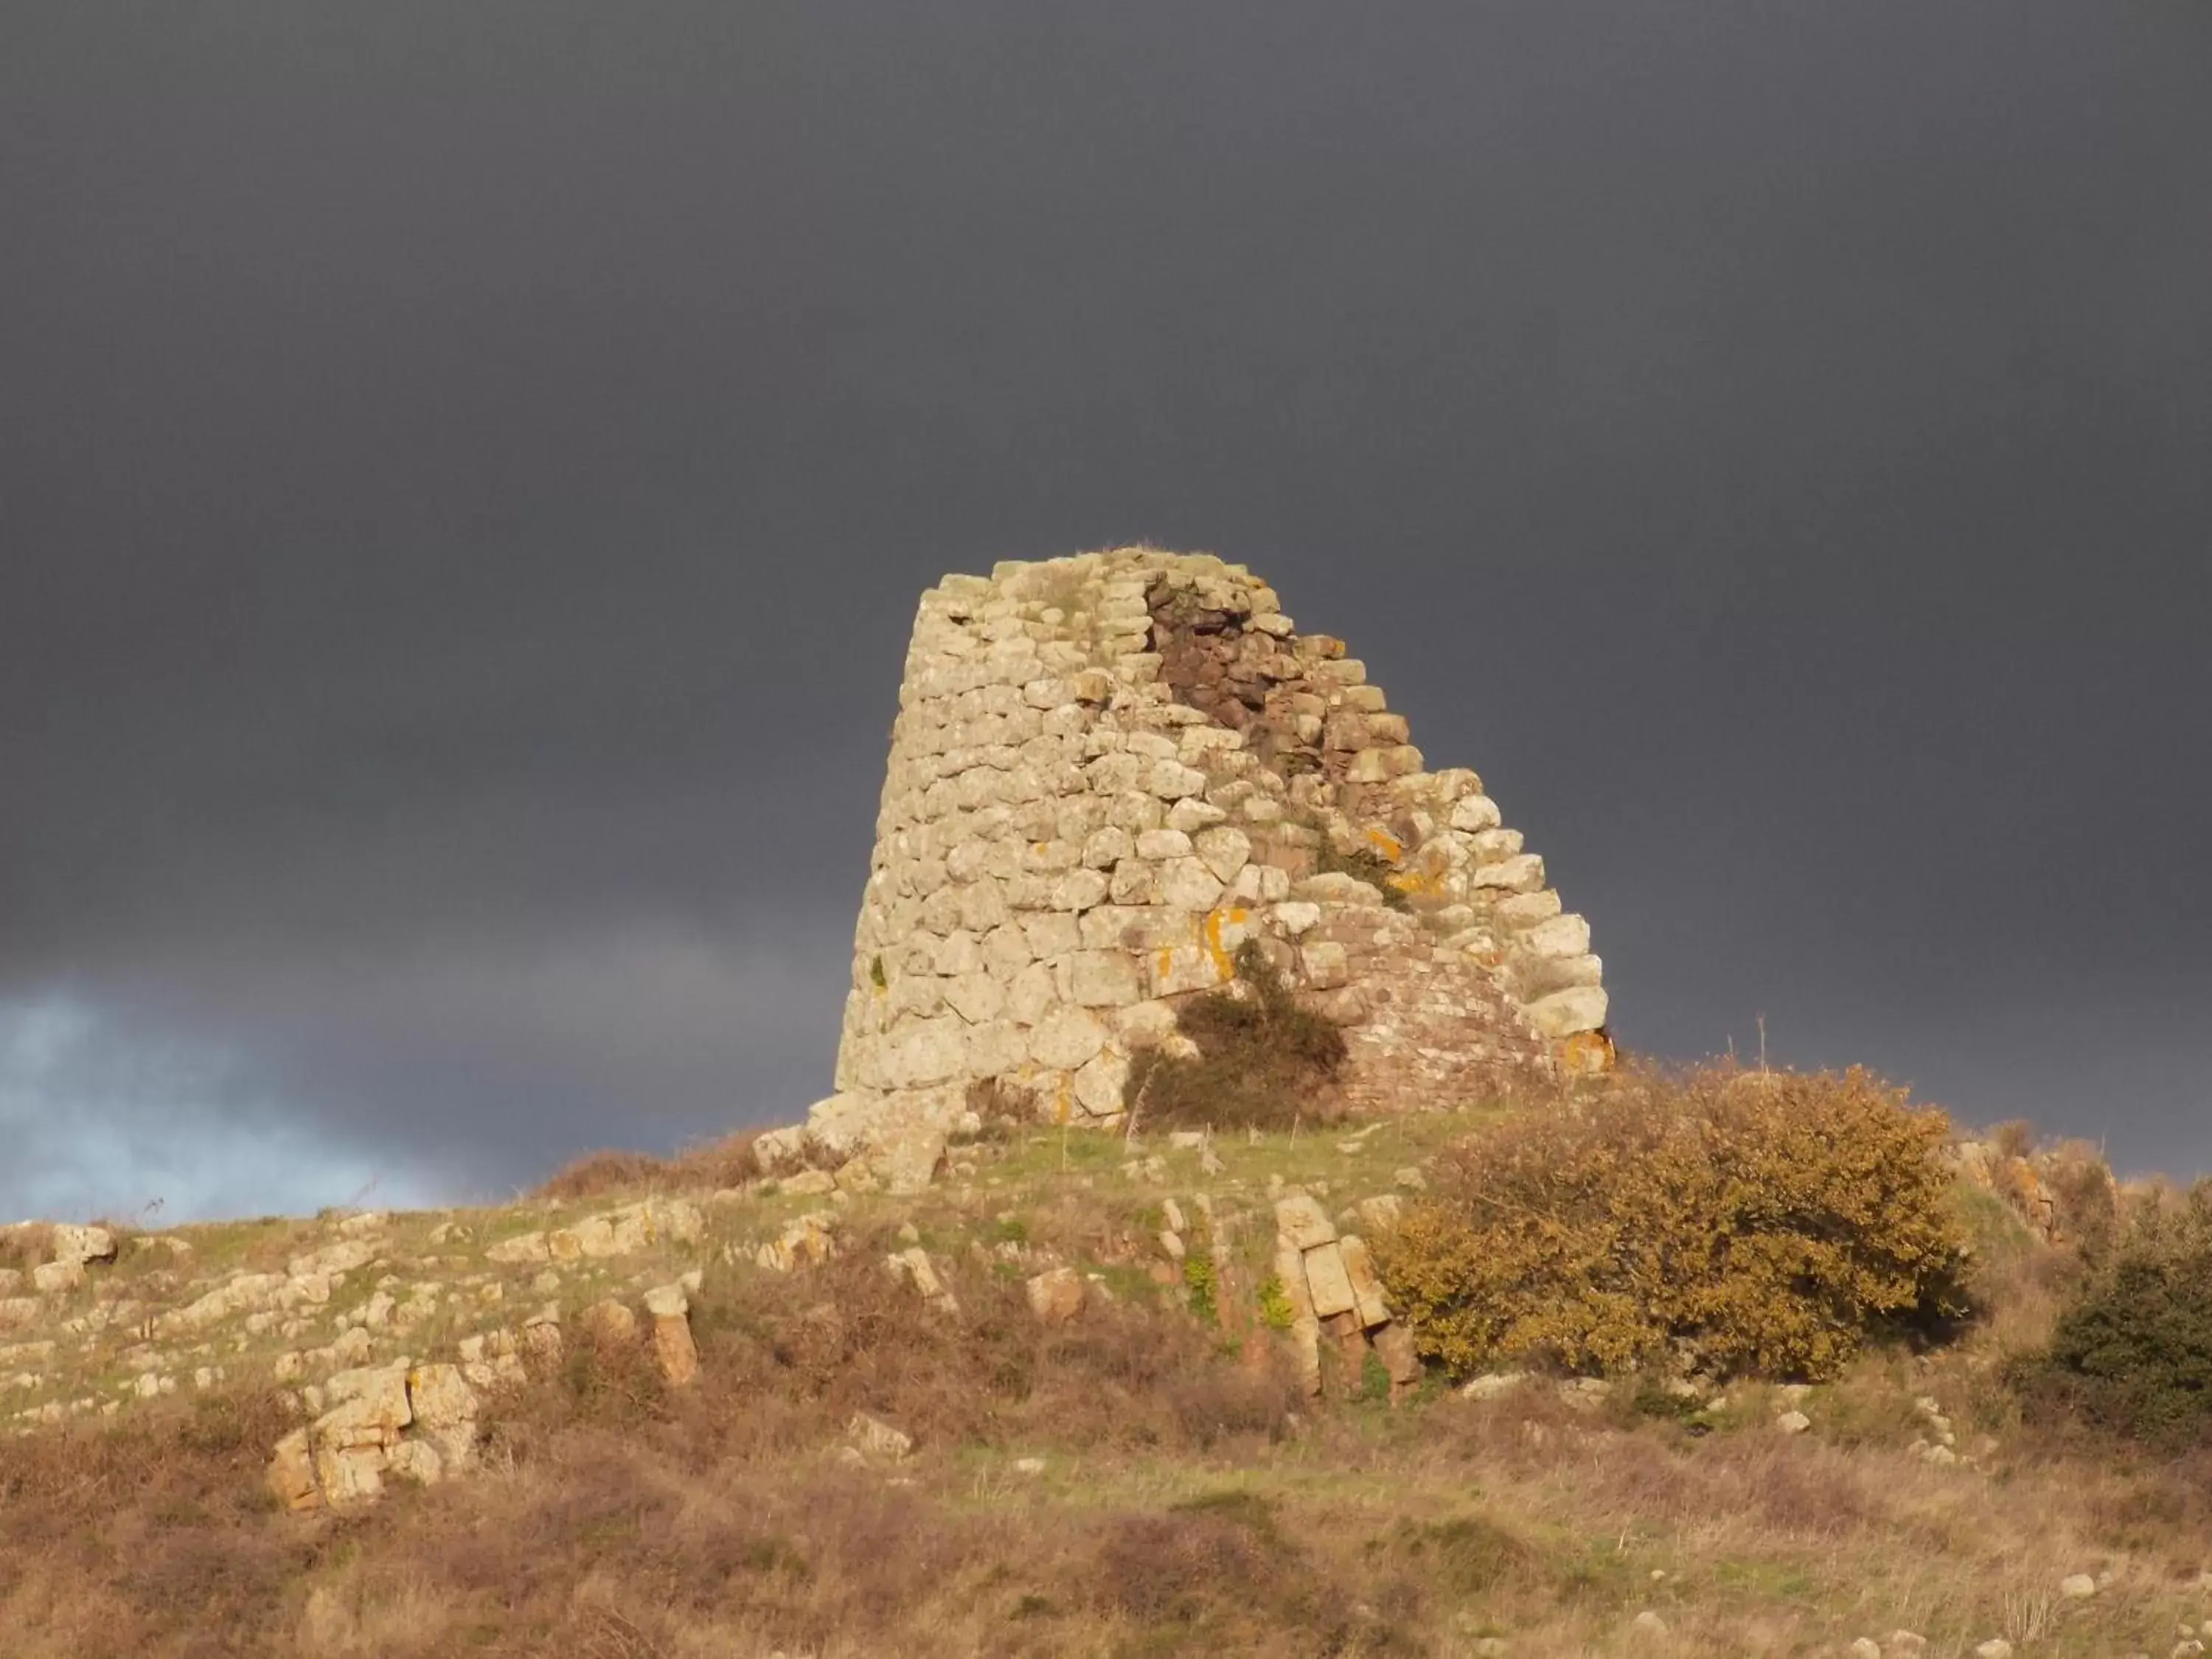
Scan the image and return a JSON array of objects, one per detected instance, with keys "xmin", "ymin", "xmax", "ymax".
[
  {"xmin": 1370, "ymin": 1065, "xmax": 1969, "ymax": 1381},
  {"xmin": 2012, "ymin": 1181, "xmax": 2212, "ymax": 1448},
  {"xmin": 1123, "ymin": 942, "xmax": 1347, "ymax": 1131}
]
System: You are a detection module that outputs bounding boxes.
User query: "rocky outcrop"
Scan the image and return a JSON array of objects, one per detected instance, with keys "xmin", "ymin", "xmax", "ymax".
[
  {"xmin": 267, "ymin": 1359, "xmax": 482, "ymax": 1511},
  {"xmin": 828, "ymin": 548, "xmax": 1610, "ymax": 1166},
  {"xmin": 1272, "ymin": 1192, "xmax": 1422, "ymax": 1399}
]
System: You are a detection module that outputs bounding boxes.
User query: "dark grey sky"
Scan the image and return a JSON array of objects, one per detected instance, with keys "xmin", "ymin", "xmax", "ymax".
[{"xmin": 4, "ymin": 3, "xmax": 2208, "ymax": 1220}]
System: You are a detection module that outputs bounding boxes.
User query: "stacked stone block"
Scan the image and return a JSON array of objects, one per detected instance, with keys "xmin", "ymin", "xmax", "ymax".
[{"xmin": 824, "ymin": 549, "xmax": 1608, "ymax": 1152}]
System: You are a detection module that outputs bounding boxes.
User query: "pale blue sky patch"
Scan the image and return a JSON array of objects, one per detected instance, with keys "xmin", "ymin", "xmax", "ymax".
[{"xmin": 0, "ymin": 995, "xmax": 448, "ymax": 1225}]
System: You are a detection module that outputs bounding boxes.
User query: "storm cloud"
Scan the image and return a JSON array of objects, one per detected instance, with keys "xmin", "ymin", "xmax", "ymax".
[{"xmin": 3, "ymin": 3, "xmax": 2208, "ymax": 1217}]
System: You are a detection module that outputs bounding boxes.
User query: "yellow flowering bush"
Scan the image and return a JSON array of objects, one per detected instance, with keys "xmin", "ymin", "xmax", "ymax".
[{"xmin": 1372, "ymin": 1065, "xmax": 1968, "ymax": 1381}]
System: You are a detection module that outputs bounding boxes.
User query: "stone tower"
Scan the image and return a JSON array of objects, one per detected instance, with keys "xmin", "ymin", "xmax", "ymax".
[{"xmin": 821, "ymin": 549, "xmax": 1608, "ymax": 1157}]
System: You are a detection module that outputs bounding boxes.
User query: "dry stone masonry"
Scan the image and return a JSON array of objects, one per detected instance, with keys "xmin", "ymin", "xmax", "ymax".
[{"xmin": 820, "ymin": 547, "xmax": 1610, "ymax": 1158}]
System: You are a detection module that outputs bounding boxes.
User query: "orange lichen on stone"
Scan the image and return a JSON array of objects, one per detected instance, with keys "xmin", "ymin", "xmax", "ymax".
[{"xmin": 1558, "ymin": 1029, "xmax": 1616, "ymax": 1077}]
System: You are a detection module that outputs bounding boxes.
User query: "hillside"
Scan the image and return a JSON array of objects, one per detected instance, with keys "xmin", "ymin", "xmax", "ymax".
[{"xmin": 4, "ymin": 1093, "xmax": 2211, "ymax": 1659}]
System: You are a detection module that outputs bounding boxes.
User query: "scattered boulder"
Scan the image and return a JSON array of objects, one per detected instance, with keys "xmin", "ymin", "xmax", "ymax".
[
  {"xmin": 643, "ymin": 1284, "xmax": 700, "ymax": 1385},
  {"xmin": 757, "ymin": 1211, "xmax": 839, "ymax": 1272},
  {"xmin": 846, "ymin": 1413, "xmax": 913, "ymax": 1462},
  {"xmin": 886, "ymin": 1248, "xmax": 959, "ymax": 1316},
  {"xmin": 582, "ymin": 1298, "xmax": 639, "ymax": 1346},
  {"xmin": 1025, "ymin": 1267, "xmax": 1086, "ymax": 1326},
  {"xmin": 31, "ymin": 1261, "xmax": 84, "ymax": 1295},
  {"xmin": 49, "ymin": 1225, "xmax": 116, "ymax": 1267},
  {"xmin": 268, "ymin": 1360, "xmax": 483, "ymax": 1511},
  {"xmin": 1461, "ymin": 1371, "xmax": 1530, "ymax": 1401}
]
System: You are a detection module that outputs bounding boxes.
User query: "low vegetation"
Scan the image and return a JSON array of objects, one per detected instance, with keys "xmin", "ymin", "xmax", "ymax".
[
  {"xmin": 532, "ymin": 1128, "xmax": 763, "ymax": 1203},
  {"xmin": 2014, "ymin": 1179, "xmax": 2212, "ymax": 1450},
  {"xmin": 1124, "ymin": 942, "xmax": 1348, "ymax": 1132},
  {"xmin": 10, "ymin": 1064, "xmax": 2212, "ymax": 1655},
  {"xmin": 1371, "ymin": 1065, "xmax": 1970, "ymax": 1381}
]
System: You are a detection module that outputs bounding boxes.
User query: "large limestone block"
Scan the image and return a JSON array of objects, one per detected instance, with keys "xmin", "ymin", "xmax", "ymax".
[
  {"xmin": 643, "ymin": 1285, "xmax": 701, "ymax": 1385},
  {"xmin": 1158, "ymin": 858, "xmax": 1226, "ymax": 913},
  {"xmin": 1291, "ymin": 872, "xmax": 1386, "ymax": 908},
  {"xmin": 1274, "ymin": 1194, "xmax": 1338, "ymax": 1251},
  {"xmin": 1026, "ymin": 1266, "xmax": 1086, "ymax": 1324},
  {"xmin": 406, "ymin": 1364, "xmax": 481, "ymax": 1467},
  {"xmin": 943, "ymin": 972, "xmax": 1006, "ymax": 1024},
  {"xmin": 1006, "ymin": 961, "xmax": 1059, "ymax": 1025},
  {"xmin": 322, "ymin": 1362, "xmax": 414, "ymax": 1433},
  {"xmin": 1147, "ymin": 760, "xmax": 1208, "ymax": 800},
  {"xmin": 1302, "ymin": 1242, "xmax": 1358, "ymax": 1319},
  {"xmin": 1148, "ymin": 945, "xmax": 1228, "ymax": 997},
  {"xmin": 981, "ymin": 922, "xmax": 1035, "ymax": 979},
  {"xmin": 1494, "ymin": 889, "xmax": 1563, "ymax": 929},
  {"xmin": 49, "ymin": 1224, "xmax": 116, "ymax": 1266},
  {"xmin": 1080, "ymin": 905, "xmax": 1198, "ymax": 952},
  {"xmin": 1050, "ymin": 869, "xmax": 1110, "ymax": 911},
  {"xmin": 807, "ymin": 1091, "xmax": 879, "ymax": 1161},
  {"xmin": 1073, "ymin": 1050, "xmax": 1129, "ymax": 1117},
  {"xmin": 1299, "ymin": 942, "xmax": 1349, "ymax": 989},
  {"xmin": 1069, "ymin": 950, "xmax": 1143, "ymax": 1007},
  {"xmin": 886, "ymin": 1019, "xmax": 970, "ymax": 1088},
  {"xmin": 1526, "ymin": 985, "xmax": 1609, "ymax": 1037},
  {"xmin": 1192, "ymin": 825, "xmax": 1253, "ymax": 885},
  {"xmin": 289, "ymin": 1239, "xmax": 378, "ymax": 1279},
  {"xmin": 32, "ymin": 1260, "xmax": 83, "ymax": 1294},
  {"xmin": 1338, "ymin": 1235, "xmax": 1391, "ymax": 1329},
  {"xmin": 965, "ymin": 1020, "xmax": 1030, "ymax": 1075},
  {"xmin": 1029, "ymin": 1006, "xmax": 1110, "ymax": 1070},
  {"xmin": 1021, "ymin": 911, "xmax": 1082, "ymax": 956},
  {"xmin": 873, "ymin": 1123, "xmax": 950, "ymax": 1194},
  {"xmin": 267, "ymin": 1428, "xmax": 322, "ymax": 1511},
  {"xmin": 1472, "ymin": 854, "xmax": 1545, "ymax": 894},
  {"xmin": 1517, "ymin": 913, "xmax": 1592, "ymax": 959},
  {"xmin": 1272, "ymin": 1239, "xmax": 1323, "ymax": 1399}
]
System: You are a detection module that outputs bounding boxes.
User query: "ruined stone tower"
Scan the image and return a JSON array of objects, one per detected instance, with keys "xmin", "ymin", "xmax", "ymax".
[{"xmin": 823, "ymin": 549, "xmax": 1608, "ymax": 1152}]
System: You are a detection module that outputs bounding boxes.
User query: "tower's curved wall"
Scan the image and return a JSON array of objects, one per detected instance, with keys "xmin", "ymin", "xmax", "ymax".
[{"xmin": 830, "ymin": 549, "xmax": 1607, "ymax": 1141}]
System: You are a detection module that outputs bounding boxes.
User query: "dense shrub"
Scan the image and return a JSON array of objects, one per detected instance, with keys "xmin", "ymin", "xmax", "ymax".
[
  {"xmin": 2013, "ymin": 1181, "xmax": 2212, "ymax": 1448},
  {"xmin": 1371, "ymin": 1065, "xmax": 1969, "ymax": 1381},
  {"xmin": 1123, "ymin": 942, "xmax": 1347, "ymax": 1131}
]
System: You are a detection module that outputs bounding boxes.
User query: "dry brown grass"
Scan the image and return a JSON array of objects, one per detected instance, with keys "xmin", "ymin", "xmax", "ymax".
[
  {"xmin": 5, "ymin": 1111, "xmax": 2210, "ymax": 1658},
  {"xmin": 532, "ymin": 1128, "xmax": 764, "ymax": 1203}
]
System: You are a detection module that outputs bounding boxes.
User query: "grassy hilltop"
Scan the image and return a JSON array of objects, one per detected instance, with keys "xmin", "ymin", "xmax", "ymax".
[{"xmin": 4, "ymin": 1065, "xmax": 2212, "ymax": 1659}]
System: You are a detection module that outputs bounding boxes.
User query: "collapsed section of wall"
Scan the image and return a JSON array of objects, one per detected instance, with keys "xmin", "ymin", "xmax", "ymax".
[{"xmin": 824, "ymin": 549, "xmax": 1608, "ymax": 1157}]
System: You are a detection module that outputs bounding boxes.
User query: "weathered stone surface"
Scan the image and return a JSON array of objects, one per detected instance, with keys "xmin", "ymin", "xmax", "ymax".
[
  {"xmin": 1069, "ymin": 950, "xmax": 1143, "ymax": 1007},
  {"xmin": 1338, "ymin": 1235, "xmax": 1391, "ymax": 1329},
  {"xmin": 406, "ymin": 1363, "xmax": 481, "ymax": 1466},
  {"xmin": 1525, "ymin": 985, "xmax": 1609, "ymax": 1037},
  {"xmin": 1274, "ymin": 1194, "xmax": 1337, "ymax": 1251},
  {"xmin": 642, "ymin": 1285, "xmax": 701, "ymax": 1385},
  {"xmin": 1371, "ymin": 1321, "xmax": 1423, "ymax": 1387},
  {"xmin": 833, "ymin": 550, "xmax": 1610, "ymax": 1171},
  {"xmin": 1301, "ymin": 1242, "xmax": 1357, "ymax": 1319},
  {"xmin": 1273, "ymin": 1239, "xmax": 1322, "ymax": 1399},
  {"xmin": 267, "ymin": 1428, "xmax": 321, "ymax": 1510},
  {"xmin": 847, "ymin": 1413, "xmax": 914, "ymax": 1461},
  {"xmin": 1029, "ymin": 1006, "xmax": 1109, "ymax": 1069},
  {"xmin": 49, "ymin": 1225, "xmax": 116, "ymax": 1267},
  {"xmin": 1026, "ymin": 1265, "xmax": 1086, "ymax": 1324},
  {"xmin": 582, "ymin": 1298, "xmax": 640, "ymax": 1345},
  {"xmin": 1471, "ymin": 854, "xmax": 1545, "ymax": 894}
]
